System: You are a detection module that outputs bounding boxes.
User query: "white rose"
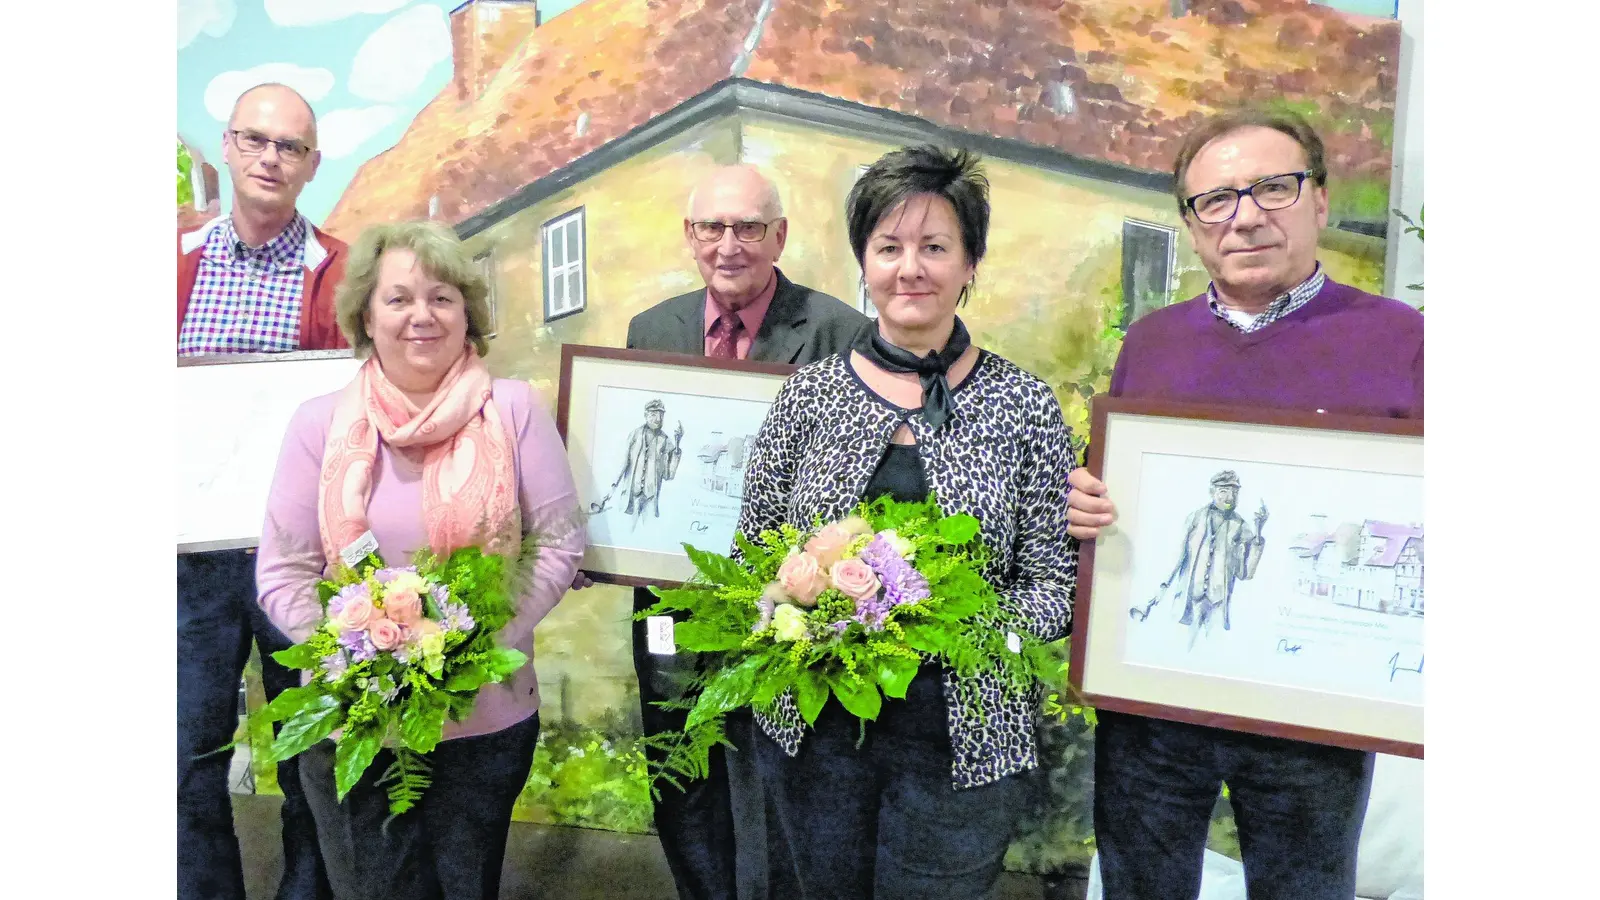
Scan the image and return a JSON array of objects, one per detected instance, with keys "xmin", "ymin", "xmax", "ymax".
[
  {"xmin": 878, "ymin": 529, "xmax": 916, "ymax": 561},
  {"xmin": 772, "ymin": 604, "xmax": 809, "ymax": 642}
]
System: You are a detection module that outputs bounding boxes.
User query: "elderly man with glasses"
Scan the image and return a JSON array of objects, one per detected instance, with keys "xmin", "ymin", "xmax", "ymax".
[
  {"xmin": 593, "ymin": 164, "xmax": 866, "ymax": 900},
  {"xmin": 1065, "ymin": 111, "xmax": 1423, "ymax": 900},
  {"xmin": 177, "ymin": 82, "xmax": 340, "ymax": 900}
]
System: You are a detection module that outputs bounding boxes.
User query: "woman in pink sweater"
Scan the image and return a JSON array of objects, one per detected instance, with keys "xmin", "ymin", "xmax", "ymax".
[{"xmin": 256, "ymin": 221, "xmax": 584, "ymax": 900}]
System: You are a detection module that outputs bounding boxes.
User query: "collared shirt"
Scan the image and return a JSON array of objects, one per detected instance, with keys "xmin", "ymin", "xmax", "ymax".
[
  {"xmin": 1207, "ymin": 263, "xmax": 1325, "ymax": 334},
  {"xmin": 702, "ymin": 271, "xmax": 778, "ymax": 360},
  {"xmin": 178, "ymin": 214, "xmax": 309, "ymax": 355}
]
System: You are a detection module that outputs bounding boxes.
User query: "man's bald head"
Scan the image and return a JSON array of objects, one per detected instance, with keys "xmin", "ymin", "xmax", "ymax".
[
  {"xmin": 228, "ymin": 83, "xmax": 318, "ymax": 146},
  {"xmin": 221, "ymin": 82, "xmax": 322, "ymax": 222},
  {"xmin": 686, "ymin": 165, "xmax": 783, "ymax": 221}
]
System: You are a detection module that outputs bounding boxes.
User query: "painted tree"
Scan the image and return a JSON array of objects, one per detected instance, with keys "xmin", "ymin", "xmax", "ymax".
[{"xmin": 177, "ymin": 141, "xmax": 195, "ymax": 208}]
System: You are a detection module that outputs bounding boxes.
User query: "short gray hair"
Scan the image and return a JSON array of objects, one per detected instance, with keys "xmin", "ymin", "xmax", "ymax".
[{"xmin": 334, "ymin": 221, "xmax": 493, "ymax": 358}]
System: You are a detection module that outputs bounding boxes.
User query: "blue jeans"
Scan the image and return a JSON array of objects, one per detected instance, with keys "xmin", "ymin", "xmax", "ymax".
[
  {"xmin": 177, "ymin": 548, "xmax": 330, "ymax": 900},
  {"xmin": 1092, "ymin": 710, "xmax": 1374, "ymax": 900},
  {"xmin": 754, "ymin": 664, "xmax": 1025, "ymax": 900}
]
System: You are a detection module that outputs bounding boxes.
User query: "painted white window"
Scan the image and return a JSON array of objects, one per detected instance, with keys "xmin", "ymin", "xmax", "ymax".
[
  {"xmin": 850, "ymin": 164, "xmax": 878, "ymax": 319},
  {"xmin": 474, "ymin": 250, "xmax": 499, "ymax": 337},
  {"xmin": 1120, "ymin": 219, "xmax": 1177, "ymax": 329},
  {"xmin": 541, "ymin": 208, "xmax": 586, "ymax": 321}
]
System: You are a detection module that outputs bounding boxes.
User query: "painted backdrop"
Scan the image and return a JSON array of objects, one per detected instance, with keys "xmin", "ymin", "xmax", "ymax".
[{"xmin": 180, "ymin": 0, "xmax": 1404, "ymax": 877}]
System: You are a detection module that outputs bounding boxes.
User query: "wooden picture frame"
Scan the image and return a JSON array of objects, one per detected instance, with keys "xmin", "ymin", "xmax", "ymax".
[
  {"xmin": 555, "ymin": 344, "xmax": 798, "ymax": 587},
  {"xmin": 1069, "ymin": 395, "xmax": 1424, "ymax": 758}
]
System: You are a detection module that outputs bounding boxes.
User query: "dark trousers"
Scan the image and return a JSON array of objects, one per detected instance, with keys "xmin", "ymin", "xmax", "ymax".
[
  {"xmin": 753, "ymin": 664, "xmax": 1025, "ymax": 900},
  {"xmin": 1093, "ymin": 710, "xmax": 1375, "ymax": 900},
  {"xmin": 177, "ymin": 548, "xmax": 331, "ymax": 900},
  {"xmin": 299, "ymin": 713, "xmax": 541, "ymax": 900},
  {"xmin": 633, "ymin": 587, "xmax": 797, "ymax": 900}
]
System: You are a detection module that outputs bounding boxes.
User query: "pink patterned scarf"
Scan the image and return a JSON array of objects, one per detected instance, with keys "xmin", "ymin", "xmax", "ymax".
[{"xmin": 318, "ymin": 346, "xmax": 520, "ymax": 566}]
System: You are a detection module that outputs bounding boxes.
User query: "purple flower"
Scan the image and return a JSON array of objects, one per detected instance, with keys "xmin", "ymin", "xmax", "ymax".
[
  {"xmin": 374, "ymin": 567, "xmax": 416, "ymax": 584},
  {"xmin": 439, "ymin": 601, "xmax": 476, "ymax": 633},
  {"xmin": 338, "ymin": 629, "xmax": 377, "ymax": 662},
  {"xmin": 883, "ymin": 567, "xmax": 931, "ymax": 607},
  {"xmin": 859, "ymin": 536, "xmax": 901, "ymax": 573},
  {"xmin": 431, "ymin": 584, "xmax": 450, "ymax": 607},
  {"xmin": 320, "ymin": 651, "xmax": 350, "ymax": 680}
]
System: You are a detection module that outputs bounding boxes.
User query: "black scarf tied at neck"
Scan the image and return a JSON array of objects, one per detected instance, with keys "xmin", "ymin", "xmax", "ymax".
[{"xmin": 853, "ymin": 317, "xmax": 972, "ymax": 429}]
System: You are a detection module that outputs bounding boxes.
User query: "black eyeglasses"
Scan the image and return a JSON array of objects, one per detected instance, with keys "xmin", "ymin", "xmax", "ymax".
[
  {"xmin": 689, "ymin": 220, "xmax": 779, "ymax": 243},
  {"xmin": 229, "ymin": 129, "xmax": 315, "ymax": 162},
  {"xmin": 1184, "ymin": 171, "xmax": 1315, "ymax": 224}
]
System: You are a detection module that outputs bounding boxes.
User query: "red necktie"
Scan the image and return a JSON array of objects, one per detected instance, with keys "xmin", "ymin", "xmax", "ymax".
[{"xmin": 709, "ymin": 311, "xmax": 744, "ymax": 360}]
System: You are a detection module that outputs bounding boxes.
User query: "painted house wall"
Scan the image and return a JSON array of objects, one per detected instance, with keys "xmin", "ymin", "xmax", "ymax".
[{"xmin": 462, "ymin": 116, "xmax": 743, "ymax": 396}]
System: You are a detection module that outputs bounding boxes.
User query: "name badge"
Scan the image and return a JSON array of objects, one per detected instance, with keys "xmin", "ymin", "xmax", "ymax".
[
  {"xmin": 339, "ymin": 531, "xmax": 380, "ymax": 569},
  {"xmin": 646, "ymin": 616, "xmax": 677, "ymax": 656}
]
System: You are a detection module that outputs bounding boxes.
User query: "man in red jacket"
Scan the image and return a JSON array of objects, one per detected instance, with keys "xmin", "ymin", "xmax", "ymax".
[
  {"xmin": 177, "ymin": 82, "xmax": 347, "ymax": 354},
  {"xmin": 178, "ymin": 82, "xmax": 339, "ymax": 900}
]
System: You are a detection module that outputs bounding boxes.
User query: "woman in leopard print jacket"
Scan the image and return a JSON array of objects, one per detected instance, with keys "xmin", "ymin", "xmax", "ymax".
[{"xmin": 739, "ymin": 145, "xmax": 1079, "ymax": 900}]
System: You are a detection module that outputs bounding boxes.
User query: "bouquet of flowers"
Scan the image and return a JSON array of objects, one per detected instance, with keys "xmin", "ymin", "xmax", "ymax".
[
  {"xmin": 637, "ymin": 495, "xmax": 1057, "ymax": 789},
  {"xmin": 248, "ymin": 541, "xmax": 538, "ymax": 817}
]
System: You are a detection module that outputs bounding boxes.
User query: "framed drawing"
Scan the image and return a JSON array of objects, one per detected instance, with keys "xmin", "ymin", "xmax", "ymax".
[
  {"xmin": 556, "ymin": 344, "xmax": 798, "ymax": 587},
  {"xmin": 1069, "ymin": 396, "xmax": 1424, "ymax": 758},
  {"xmin": 177, "ymin": 349, "xmax": 361, "ymax": 553}
]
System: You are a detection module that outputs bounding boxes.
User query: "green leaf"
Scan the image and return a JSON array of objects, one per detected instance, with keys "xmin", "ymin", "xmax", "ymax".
[
  {"xmin": 334, "ymin": 723, "xmax": 384, "ymax": 800},
  {"xmin": 936, "ymin": 514, "xmax": 982, "ymax": 545},
  {"xmin": 400, "ymin": 695, "xmax": 448, "ymax": 755},
  {"xmin": 930, "ymin": 593, "xmax": 983, "ymax": 622},
  {"xmin": 751, "ymin": 664, "xmax": 792, "ymax": 706},
  {"xmin": 483, "ymin": 647, "xmax": 529, "ymax": 679},
  {"xmin": 829, "ymin": 673, "xmax": 882, "ymax": 721},
  {"xmin": 687, "ymin": 656, "xmax": 765, "ymax": 729},
  {"xmin": 269, "ymin": 694, "xmax": 344, "ymax": 762},
  {"xmin": 673, "ymin": 620, "xmax": 746, "ymax": 652},
  {"xmin": 259, "ymin": 685, "xmax": 321, "ymax": 724},
  {"xmin": 876, "ymin": 656, "xmax": 920, "ymax": 700},
  {"xmin": 271, "ymin": 642, "xmax": 321, "ymax": 671},
  {"xmin": 901, "ymin": 623, "xmax": 950, "ymax": 655},
  {"xmin": 684, "ymin": 544, "xmax": 755, "ymax": 588},
  {"xmin": 795, "ymin": 668, "xmax": 828, "ymax": 726},
  {"xmin": 444, "ymin": 663, "xmax": 489, "ymax": 692}
]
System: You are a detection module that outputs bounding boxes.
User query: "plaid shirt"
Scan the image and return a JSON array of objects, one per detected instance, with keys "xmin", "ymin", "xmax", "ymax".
[
  {"xmin": 1207, "ymin": 263, "xmax": 1326, "ymax": 334},
  {"xmin": 178, "ymin": 215, "xmax": 309, "ymax": 355}
]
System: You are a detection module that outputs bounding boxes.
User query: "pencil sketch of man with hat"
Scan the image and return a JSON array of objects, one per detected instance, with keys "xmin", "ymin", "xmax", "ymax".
[
  {"xmin": 603, "ymin": 397, "xmax": 684, "ymax": 529},
  {"xmin": 1131, "ymin": 469, "xmax": 1268, "ymax": 646}
]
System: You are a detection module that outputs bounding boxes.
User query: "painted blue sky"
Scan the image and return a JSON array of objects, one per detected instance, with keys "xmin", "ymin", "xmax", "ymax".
[
  {"xmin": 179, "ymin": 0, "xmax": 1394, "ymax": 225},
  {"xmin": 178, "ymin": 0, "xmax": 587, "ymax": 224}
]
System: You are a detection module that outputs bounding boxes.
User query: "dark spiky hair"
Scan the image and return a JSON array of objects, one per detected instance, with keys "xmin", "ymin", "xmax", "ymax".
[{"xmin": 846, "ymin": 144, "xmax": 991, "ymax": 268}]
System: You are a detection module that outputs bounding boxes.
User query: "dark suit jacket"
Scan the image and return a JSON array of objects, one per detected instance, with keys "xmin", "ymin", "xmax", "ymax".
[{"xmin": 625, "ymin": 267, "xmax": 868, "ymax": 364}]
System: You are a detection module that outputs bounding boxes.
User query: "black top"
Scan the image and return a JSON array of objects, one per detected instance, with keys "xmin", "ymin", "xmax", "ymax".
[{"xmin": 862, "ymin": 442, "xmax": 929, "ymax": 505}]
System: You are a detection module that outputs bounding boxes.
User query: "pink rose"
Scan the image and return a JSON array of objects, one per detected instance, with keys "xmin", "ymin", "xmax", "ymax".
[
  {"xmin": 830, "ymin": 558, "xmax": 882, "ymax": 603},
  {"xmin": 777, "ymin": 552, "xmax": 828, "ymax": 606},
  {"xmin": 369, "ymin": 618, "xmax": 404, "ymax": 652},
  {"xmin": 335, "ymin": 596, "xmax": 375, "ymax": 632},
  {"xmin": 384, "ymin": 586, "xmax": 424, "ymax": 626},
  {"xmin": 804, "ymin": 523, "xmax": 858, "ymax": 569}
]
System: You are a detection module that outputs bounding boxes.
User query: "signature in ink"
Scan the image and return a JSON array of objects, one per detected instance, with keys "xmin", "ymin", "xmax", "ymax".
[
  {"xmin": 1387, "ymin": 652, "xmax": 1424, "ymax": 683},
  {"xmin": 689, "ymin": 520, "xmax": 711, "ymax": 534},
  {"xmin": 1275, "ymin": 639, "xmax": 1303, "ymax": 655}
]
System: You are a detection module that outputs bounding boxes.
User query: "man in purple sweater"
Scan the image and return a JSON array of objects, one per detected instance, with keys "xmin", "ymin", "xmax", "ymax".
[{"xmin": 1067, "ymin": 111, "xmax": 1422, "ymax": 899}]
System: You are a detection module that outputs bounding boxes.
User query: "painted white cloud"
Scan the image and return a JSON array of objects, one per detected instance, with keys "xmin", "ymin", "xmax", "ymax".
[
  {"xmin": 204, "ymin": 63, "xmax": 337, "ymax": 122},
  {"xmin": 316, "ymin": 105, "xmax": 402, "ymax": 159},
  {"xmin": 348, "ymin": 5, "xmax": 453, "ymax": 103},
  {"xmin": 264, "ymin": 0, "xmax": 410, "ymax": 28},
  {"xmin": 178, "ymin": 0, "xmax": 237, "ymax": 49}
]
